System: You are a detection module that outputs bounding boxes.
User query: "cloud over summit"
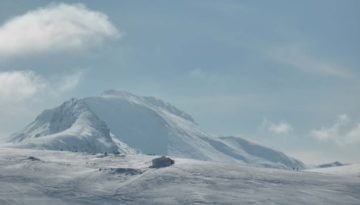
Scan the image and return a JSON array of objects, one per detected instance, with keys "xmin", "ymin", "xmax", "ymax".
[{"xmin": 0, "ymin": 3, "xmax": 120, "ymax": 58}]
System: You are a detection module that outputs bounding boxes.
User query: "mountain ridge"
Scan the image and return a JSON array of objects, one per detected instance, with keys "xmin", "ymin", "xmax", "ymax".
[
  {"xmin": 8, "ymin": 90, "xmax": 304, "ymax": 169},
  {"xmin": 9, "ymin": 98, "xmax": 133, "ymax": 154}
]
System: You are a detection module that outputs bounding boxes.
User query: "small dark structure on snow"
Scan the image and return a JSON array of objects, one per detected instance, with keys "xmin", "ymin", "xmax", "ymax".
[
  {"xmin": 99, "ymin": 167, "xmax": 143, "ymax": 175},
  {"xmin": 150, "ymin": 156, "xmax": 175, "ymax": 168},
  {"xmin": 26, "ymin": 156, "xmax": 41, "ymax": 161}
]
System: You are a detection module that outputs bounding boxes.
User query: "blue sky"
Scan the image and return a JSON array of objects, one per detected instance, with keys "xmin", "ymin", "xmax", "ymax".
[{"xmin": 0, "ymin": 0, "xmax": 359, "ymax": 163}]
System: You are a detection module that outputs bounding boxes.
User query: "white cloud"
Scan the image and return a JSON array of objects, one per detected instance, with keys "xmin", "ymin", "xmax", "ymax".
[
  {"xmin": 262, "ymin": 118, "xmax": 293, "ymax": 135},
  {"xmin": 347, "ymin": 123, "xmax": 360, "ymax": 144},
  {"xmin": 0, "ymin": 71, "xmax": 46, "ymax": 103},
  {"xmin": 311, "ymin": 114, "xmax": 349, "ymax": 141},
  {"xmin": 269, "ymin": 44, "xmax": 353, "ymax": 79},
  {"xmin": 56, "ymin": 71, "xmax": 83, "ymax": 93},
  {"xmin": 0, "ymin": 70, "xmax": 82, "ymax": 105},
  {"xmin": 269, "ymin": 122, "xmax": 293, "ymax": 135},
  {"xmin": 311, "ymin": 114, "xmax": 360, "ymax": 144},
  {"xmin": 0, "ymin": 3, "xmax": 120, "ymax": 58}
]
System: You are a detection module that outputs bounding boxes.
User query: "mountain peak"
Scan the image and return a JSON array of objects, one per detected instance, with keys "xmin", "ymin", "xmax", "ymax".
[
  {"xmin": 8, "ymin": 90, "xmax": 304, "ymax": 169},
  {"xmin": 8, "ymin": 97, "xmax": 130, "ymax": 154},
  {"xmin": 101, "ymin": 89, "xmax": 136, "ymax": 98}
]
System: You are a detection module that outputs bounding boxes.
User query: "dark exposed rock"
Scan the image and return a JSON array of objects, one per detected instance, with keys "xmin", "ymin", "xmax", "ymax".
[
  {"xmin": 150, "ymin": 156, "xmax": 174, "ymax": 168},
  {"xmin": 99, "ymin": 167, "xmax": 143, "ymax": 175},
  {"xmin": 26, "ymin": 156, "xmax": 40, "ymax": 161},
  {"xmin": 318, "ymin": 161, "xmax": 345, "ymax": 168}
]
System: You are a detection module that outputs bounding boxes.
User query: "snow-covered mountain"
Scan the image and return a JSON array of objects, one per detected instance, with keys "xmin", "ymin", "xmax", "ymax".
[
  {"xmin": 9, "ymin": 90, "xmax": 304, "ymax": 169},
  {"xmin": 9, "ymin": 98, "xmax": 134, "ymax": 154}
]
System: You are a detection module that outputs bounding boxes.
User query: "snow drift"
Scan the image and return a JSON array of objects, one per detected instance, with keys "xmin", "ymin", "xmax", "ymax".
[{"xmin": 0, "ymin": 148, "xmax": 358, "ymax": 205}]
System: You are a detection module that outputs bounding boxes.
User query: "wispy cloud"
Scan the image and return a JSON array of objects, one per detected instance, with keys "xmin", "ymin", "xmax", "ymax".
[
  {"xmin": 0, "ymin": 3, "xmax": 120, "ymax": 59},
  {"xmin": 189, "ymin": 68, "xmax": 221, "ymax": 82},
  {"xmin": 0, "ymin": 70, "xmax": 82, "ymax": 105},
  {"xmin": 262, "ymin": 118, "xmax": 293, "ymax": 135},
  {"xmin": 56, "ymin": 71, "xmax": 83, "ymax": 93},
  {"xmin": 310, "ymin": 114, "xmax": 360, "ymax": 145},
  {"xmin": 0, "ymin": 71, "xmax": 46, "ymax": 103},
  {"xmin": 268, "ymin": 44, "xmax": 354, "ymax": 79},
  {"xmin": 311, "ymin": 114, "xmax": 349, "ymax": 141}
]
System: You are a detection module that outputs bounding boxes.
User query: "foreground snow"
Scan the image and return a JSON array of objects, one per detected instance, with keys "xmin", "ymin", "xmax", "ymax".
[{"xmin": 0, "ymin": 148, "xmax": 359, "ymax": 205}]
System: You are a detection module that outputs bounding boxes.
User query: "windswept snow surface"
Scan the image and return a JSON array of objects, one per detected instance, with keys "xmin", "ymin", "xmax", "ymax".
[
  {"xmin": 9, "ymin": 90, "xmax": 304, "ymax": 169},
  {"xmin": 0, "ymin": 148, "xmax": 359, "ymax": 205}
]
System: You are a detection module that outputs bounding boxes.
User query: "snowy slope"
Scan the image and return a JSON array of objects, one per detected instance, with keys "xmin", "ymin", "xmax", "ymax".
[
  {"xmin": 84, "ymin": 90, "xmax": 234, "ymax": 162},
  {"xmin": 204, "ymin": 136, "xmax": 304, "ymax": 169},
  {"xmin": 317, "ymin": 161, "xmax": 345, "ymax": 168},
  {"xmin": 307, "ymin": 164, "xmax": 360, "ymax": 177},
  {"xmin": 9, "ymin": 98, "xmax": 134, "ymax": 154},
  {"xmin": 0, "ymin": 148, "xmax": 359, "ymax": 205},
  {"xmin": 8, "ymin": 90, "xmax": 304, "ymax": 169},
  {"xmin": 84, "ymin": 90, "xmax": 304, "ymax": 169}
]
